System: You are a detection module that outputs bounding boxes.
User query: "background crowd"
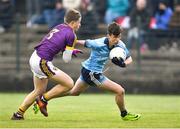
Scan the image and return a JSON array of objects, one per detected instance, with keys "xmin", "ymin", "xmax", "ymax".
[
  {"xmin": 1, "ymin": 0, "xmax": 180, "ymax": 29},
  {"xmin": 0, "ymin": 0, "xmax": 180, "ymax": 50}
]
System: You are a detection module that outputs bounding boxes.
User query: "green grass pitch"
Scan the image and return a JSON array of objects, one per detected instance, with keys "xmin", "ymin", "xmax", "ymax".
[{"xmin": 0, "ymin": 93, "xmax": 180, "ymax": 128}]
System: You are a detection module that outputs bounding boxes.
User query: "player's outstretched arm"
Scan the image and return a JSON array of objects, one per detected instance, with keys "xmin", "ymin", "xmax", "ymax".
[
  {"xmin": 76, "ymin": 40, "xmax": 86, "ymax": 45},
  {"xmin": 63, "ymin": 45, "xmax": 83, "ymax": 62}
]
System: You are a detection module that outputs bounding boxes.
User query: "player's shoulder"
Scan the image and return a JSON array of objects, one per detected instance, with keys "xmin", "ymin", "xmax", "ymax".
[
  {"xmin": 56, "ymin": 24, "xmax": 73, "ymax": 32},
  {"xmin": 117, "ymin": 40, "xmax": 126, "ymax": 48},
  {"xmin": 57, "ymin": 24, "xmax": 75, "ymax": 37}
]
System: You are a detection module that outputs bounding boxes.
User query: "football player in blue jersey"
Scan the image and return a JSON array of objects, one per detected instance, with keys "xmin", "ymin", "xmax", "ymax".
[{"xmin": 36, "ymin": 22, "xmax": 141, "ymax": 121}]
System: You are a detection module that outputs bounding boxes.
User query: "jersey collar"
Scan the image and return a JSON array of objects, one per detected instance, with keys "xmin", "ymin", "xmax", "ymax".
[{"xmin": 104, "ymin": 38, "xmax": 115, "ymax": 50}]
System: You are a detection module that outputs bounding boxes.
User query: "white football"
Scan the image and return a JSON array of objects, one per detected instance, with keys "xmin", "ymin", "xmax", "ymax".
[{"xmin": 109, "ymin": 47, "xmax": 126, "ymax": 60}]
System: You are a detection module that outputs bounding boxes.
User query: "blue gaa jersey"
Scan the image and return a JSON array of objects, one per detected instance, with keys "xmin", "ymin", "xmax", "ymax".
[{"xmin": 82, "ymin": 37, "xmax": 130, "ymax": 73}]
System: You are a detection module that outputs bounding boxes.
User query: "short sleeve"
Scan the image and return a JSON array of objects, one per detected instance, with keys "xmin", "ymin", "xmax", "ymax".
[
  {"xmin": 117, "ymin": 41, "xmax": 131, "ymax": 59},
  {"xmin": 124, "ymin": 47, "xmax": 131, "ymax": 59}
]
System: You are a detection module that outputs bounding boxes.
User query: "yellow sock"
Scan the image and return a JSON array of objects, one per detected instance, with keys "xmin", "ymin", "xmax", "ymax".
[
  {"xmin": 17, "ymin": 107, "xmax": 25, "ymax": 115},
  {"xmin": 43, "ymin": 93, "xmax": 49, "ymax": 101}
]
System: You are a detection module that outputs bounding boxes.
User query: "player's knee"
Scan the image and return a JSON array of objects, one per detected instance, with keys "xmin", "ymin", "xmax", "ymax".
[
  {"xmin": 117, "ymin": 88, "xmax": 125, "ymax": 96},
  {"xmin": 68, "ymin": 79, "xmax": 74, "ymax": 89},
  {"xmin": 32, "ymin": 89, "xmax": 44, "ymax": 96},
  {"xmin": 70, "ymin": 91, "xmax": 81, "ymax": 96},
  {"xmin": 122, "ymin": 88, "xmax": 125, "ymax": 95},
  {"xmin": 72, "ymin": 92, "xmax": 80, "ymax": 96},
  {"xmin": 63, "ymin": 79, "xmax": 74, "ymax": 90}
]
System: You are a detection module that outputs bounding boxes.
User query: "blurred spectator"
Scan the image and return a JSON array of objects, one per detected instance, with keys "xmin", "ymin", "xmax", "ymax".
[
  {"xmin": 51, "ymin": 0, "xmax": 66, "ymax": 28},
  {"xmin": 26, "ymin": 0, "xmax": 42, "ymax": 22},
  {"xmin": 63, "ymin": 0, "xmax": 81, "ymax": 9},
  {"xmin": 174, "ymin": 0, "xmax": 180, "ymax": 5},
  {"xmin": 127, "ymin": 0, "xmax": 150, "ymax": 51},
  {"xmin": 168, "ymin": 1, "xmax": 180, "ymax": 45},
  {"xmin": 104, "ymin": 0, "xmax": 129, "ymax": 24},
  {"xmin": 91, "ymin": 0, "xmax": 107, "ymax": 23},
  {"xmin": 169, "ymin": 1, "xmax": 180, "ymax": 28},
  {"xmin": 78, "ymin": 0, "xmax": 98, "ymax": 38},
  {"xmin": 26, "ymin": 0, "xmax": 56, "ymax": 29},
  {"xmin": 148, "ymin": 0, "xmax": 174, "ymax": 16},
  {"xmin": 128, "ymin": 0, "xmax": 136, "ymax": 10},
  {"xmin": 154, "ymin": 0, "xmax": 173, "ymax": 30},
  {"xmin": 0, "ymin": 0, "xmax": 14, "ymax": 33}
]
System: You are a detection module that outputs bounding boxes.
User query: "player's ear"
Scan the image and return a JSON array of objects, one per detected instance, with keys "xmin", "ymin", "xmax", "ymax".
[
  {"xmin": 72, "ymin": 21, "xmax": 77, "ymax": 26},
  {"xmin": 68, "ymin": 21, "xmax": 75, "ymax": 26}
]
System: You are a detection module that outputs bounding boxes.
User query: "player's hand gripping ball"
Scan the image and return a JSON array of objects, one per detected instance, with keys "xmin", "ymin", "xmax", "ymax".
[{"xmin": 110, "ymin": 47, "xmax": 127, "ymax": 67}]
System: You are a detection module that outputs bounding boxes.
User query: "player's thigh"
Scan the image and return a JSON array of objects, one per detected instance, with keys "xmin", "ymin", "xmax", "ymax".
[
  {"xmin": 50, "ymin": 68, "xmax": 74, "ymax": 87},
  {"xmin": 99, "ymin": 78, "xmax": 124, "ymax": 94},
  {"xmin": 33, "ymin": 76, "xmax": 48, "ymax": 93},
  {"xmin": 70, "ymin": 78, "xmax": 89, "ymax": 95}
]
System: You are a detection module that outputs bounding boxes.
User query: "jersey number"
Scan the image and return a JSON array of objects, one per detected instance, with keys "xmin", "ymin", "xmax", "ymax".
[{"xmin": 47, "ymin": 29, "xmax": 59, "ymax": 40}]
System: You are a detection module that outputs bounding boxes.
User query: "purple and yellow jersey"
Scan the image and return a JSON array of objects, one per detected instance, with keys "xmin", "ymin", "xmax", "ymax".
[{"xmin": 34, "ymin": 24, "xmax": 77, "ymax": 61}]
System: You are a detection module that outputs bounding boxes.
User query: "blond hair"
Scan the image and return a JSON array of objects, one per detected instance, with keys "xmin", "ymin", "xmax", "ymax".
[{"xmin": 64, "ymin": 9, "xmax": 81, "ymax": 24}]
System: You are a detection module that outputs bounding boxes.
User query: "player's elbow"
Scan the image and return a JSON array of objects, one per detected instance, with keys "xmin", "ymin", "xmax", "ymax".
[
  {"xmin": 129, "ymin": 57, "xmax": 133, "ymax": 63},
  {"xmin": 125, "ymin": 56, "xmax": 133, "ymax": 65}
]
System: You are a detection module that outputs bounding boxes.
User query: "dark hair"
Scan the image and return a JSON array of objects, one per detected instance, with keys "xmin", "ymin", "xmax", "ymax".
[
  {"xmin": 107, "ymin": 22, "xmax": 122, "ymax": 37},
  {"xmin": 64, "ymin": 9, "xmax": 81, "ymax": 24},
  {"xmin": 159, "ymin": 0, "xmax": 169, "ymax": 7}
]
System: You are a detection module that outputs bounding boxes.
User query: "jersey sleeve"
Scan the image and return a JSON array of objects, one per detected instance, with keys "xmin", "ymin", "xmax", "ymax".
[
  {"xmin": 65, "ymin": 31, "xmax": 77, "ymax": 50},
  {"xmin": 124, "ymin": 47, "xmax": 131, "ymax": 59},
  {"xmin": 118, "ymin": 41, "xmax": 131, "ymax": 59},
  {"xmin": 84, "ymin": 39, "xmax": 97, "ymax": 49}
]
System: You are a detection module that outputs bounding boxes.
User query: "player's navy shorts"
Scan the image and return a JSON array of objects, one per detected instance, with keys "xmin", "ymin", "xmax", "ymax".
[{"xmin": 80, "ymin": 67, "xmax": 107, "ymax": 87}]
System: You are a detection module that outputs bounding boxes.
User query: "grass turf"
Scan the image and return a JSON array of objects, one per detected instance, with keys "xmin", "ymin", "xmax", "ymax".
[{"xmin": 0, "ymin": 93, "xmax": 180, "ymax": 128}]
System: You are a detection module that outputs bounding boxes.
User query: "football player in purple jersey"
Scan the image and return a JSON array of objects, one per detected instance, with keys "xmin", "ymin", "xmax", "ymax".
[{"xmin": 11, "ymin": 9, "xmax": 82, "ymax": 120}]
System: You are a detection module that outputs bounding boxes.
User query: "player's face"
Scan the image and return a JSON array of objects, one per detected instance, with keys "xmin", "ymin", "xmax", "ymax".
[
  {"xmin": 73, "ymin": 18, "xmax": 81, "ymax": 31},
  {"xmin": 108, "ymin": 34, "xmax": 121, "ymax": 45}
]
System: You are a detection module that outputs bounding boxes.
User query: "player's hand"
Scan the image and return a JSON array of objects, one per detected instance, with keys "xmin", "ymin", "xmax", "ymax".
[
  {"xmin": 111, "ymin": 57, "xmax": 126, "ymax": 68},
  {"xmin": 72, "ymin": 49, "xmax": 83, "ymax": 57}
]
